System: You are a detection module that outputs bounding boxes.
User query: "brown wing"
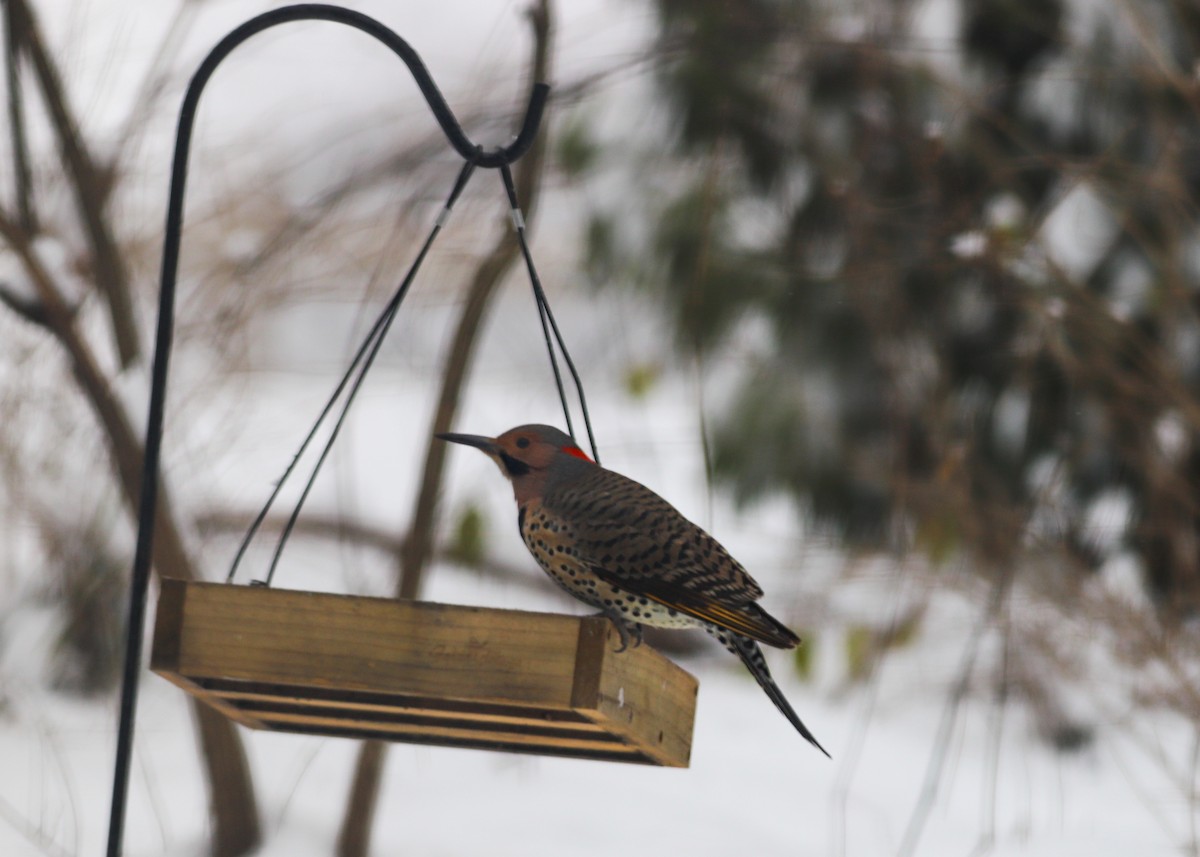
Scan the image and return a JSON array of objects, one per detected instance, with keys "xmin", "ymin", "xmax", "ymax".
[{"xmin": 543, "ymin": 465, "xmax": 800, "ymax": 649}]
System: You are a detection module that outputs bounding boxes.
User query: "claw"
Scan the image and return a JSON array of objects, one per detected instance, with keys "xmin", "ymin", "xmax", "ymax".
[
  {"xmin": 592, "ymin": 609, "xmax": 641, "ymax": 653},
  {"xmin": 613, "ymin": 627, "xmax": 629, "ymax": 654}
]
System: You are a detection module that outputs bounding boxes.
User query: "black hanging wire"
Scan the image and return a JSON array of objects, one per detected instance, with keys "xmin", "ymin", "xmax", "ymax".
[
  {"xmin": 236, "ymin": 155, "xmax": 600, "ymax": 585},
  {"xmin": 232, "ymin": 144, "xmax": 601, "ymax": 589},
  {"xmin": 108, "ymin": 5, "xmax": 548, "ymax": 857},
  {"xmin": 499, "ymin": 164, "xmax": 601, "ymax": 464},
  {"xmin": 226, "ymin": 159, "xmax": 478, "ymax": 586}
]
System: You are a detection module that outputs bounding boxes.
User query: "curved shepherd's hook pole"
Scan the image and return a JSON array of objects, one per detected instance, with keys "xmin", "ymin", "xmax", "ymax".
[{"xmin": 106, "ymin": 6, "xmax": 548, "ymax": 855}]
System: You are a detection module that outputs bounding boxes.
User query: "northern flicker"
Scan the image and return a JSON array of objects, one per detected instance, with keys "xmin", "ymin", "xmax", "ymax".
[{"xmin": 438, "ymin": 423, "xmax": 828, "ymax": 756}]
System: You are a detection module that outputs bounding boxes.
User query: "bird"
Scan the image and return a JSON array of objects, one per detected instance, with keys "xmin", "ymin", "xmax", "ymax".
[{"xmin": 437, "ymin": 423, "xmax": 828, "ymax": 756}]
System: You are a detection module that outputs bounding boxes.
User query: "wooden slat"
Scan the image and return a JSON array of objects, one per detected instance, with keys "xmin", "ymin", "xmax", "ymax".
[
  {"xmin": 263, "ymin": 720, "xmax": 655, "ymax": 765},
  {"xmin": 151, "ymin": 579, "xmax": 697, "ymax": 766},
  {"xmin": 254, "ymin": 709, "xmax": 630, "ymax": 753},
  {"xmin": 206, "ymin": 686, "xmax": 608, "ymax": 733}
]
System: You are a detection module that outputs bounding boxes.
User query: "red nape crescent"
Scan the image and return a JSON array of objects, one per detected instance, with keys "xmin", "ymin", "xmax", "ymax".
[{"xmin": 561, "ymin": 445, "xmax": 591, "ymax": 462}]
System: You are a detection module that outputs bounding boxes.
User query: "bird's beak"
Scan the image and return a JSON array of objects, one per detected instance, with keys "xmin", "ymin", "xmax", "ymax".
[{"xmin": 436, "ymin": 432, "xmax": 500, "ymax": 456}]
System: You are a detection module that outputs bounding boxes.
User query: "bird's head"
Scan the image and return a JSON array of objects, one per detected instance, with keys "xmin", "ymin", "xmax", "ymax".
[{"xmin": 437, "ymin": 424, "xmax": 592, "ymax": 500}]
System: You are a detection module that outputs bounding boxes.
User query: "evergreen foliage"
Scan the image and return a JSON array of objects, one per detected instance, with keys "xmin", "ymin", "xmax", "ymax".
[{"xmin": 590, "ymin": 0, "xmax": 1200, "ymax": 610}]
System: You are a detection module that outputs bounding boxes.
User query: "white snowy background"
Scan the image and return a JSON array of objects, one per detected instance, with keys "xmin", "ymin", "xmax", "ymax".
[{"xmin": 0, "ymin": 1, "xmax": 1197, "ymax": 856}]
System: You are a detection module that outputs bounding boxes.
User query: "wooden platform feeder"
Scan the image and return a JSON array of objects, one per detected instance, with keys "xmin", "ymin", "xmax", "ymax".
[{"xmin": 151, "ymin": 579, "xmax": 698, "ymax": 767}]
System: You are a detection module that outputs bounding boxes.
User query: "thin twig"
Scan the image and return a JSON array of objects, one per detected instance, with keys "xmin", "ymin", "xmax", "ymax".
[
  {"xmin": 831, "ymin": 561, "xmax": 922, "ymax": 857},
  {"xmin": 971, "ymin": 585, "xmax": 1013, "ymax": 857},
  {"xmin": 35, "ymin": 719, "xmax": 80, "ymax": 857},
  {"xmin": 223, "ymin": 50, "xmax": 656, "ymax": 288},
  {"xmin": 1103, "ymin": 719, "xmax": 1196, "ymax": 850},
  {"xmin": 109, "ymin": 4, "xmax": 199, "ymax": 178},
  {"xmin": 136, "ymin": 749, "xmax": 170, "ymax": 854},
  {"xmin": 694, "ymin": 354, "xmax": 714, "ymax": 529},
  {"xmin": 896, "ymin": 570, "xmax": 1011, "ymax": 857},
  {"xmin": 8, "ymin": 0, "xmax": 140, "ymax": 366},
  {"xmin": 0, "ymin": 791, "xmax": 73, "ymax": 857}
]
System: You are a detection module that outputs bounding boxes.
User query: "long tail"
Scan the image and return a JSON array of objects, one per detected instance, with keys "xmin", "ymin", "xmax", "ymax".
[{"xmin": 714, "ymin": 629, "xmax": 830, "ymax": 757}]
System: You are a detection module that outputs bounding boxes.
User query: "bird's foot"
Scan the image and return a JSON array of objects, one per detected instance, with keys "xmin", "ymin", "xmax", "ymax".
[{"xmin": 593, "ymin": 609, "xmax": 643, "ymax": 653}]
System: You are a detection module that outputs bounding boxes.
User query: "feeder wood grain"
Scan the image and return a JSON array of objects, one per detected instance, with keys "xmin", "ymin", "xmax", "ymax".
[{"xmin": 151, "ymin": 579, "xmax": 697, "ymax": 766}]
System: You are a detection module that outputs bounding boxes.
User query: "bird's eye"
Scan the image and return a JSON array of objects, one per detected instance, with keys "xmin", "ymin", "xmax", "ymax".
[{"xmin": 516, "ymin": 437, "xmax": 530, "ymax": 449}]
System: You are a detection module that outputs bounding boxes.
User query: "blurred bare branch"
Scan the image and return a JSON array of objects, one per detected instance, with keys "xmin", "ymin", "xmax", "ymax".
[
  {"xmin": 109, "ymin": 4, "xmax": 201, "ymax": 177},
  {"xmin": 4, "ymin": 0, "xmax": 37, "ymax": 232},
  {"xmin": 0, "ymin": 281, "xmax": 48, "ymax": 327},
  {"xmin": 194, "ymin": 507, "xmax": 555, "ymax": 595},
  {"xmin": 0, "ymin": 200, "xmax": 262, "ymax": 857},
  {"xmin": 336, "ymin": 3, "xmax": 554, "ymax": 855},
  {"xmin": 7, "ymin": 0, "xmax": 140, "ymax": 366},
  {"xmin": 897, "ymin": 570, "xmax": 1012, "ymax": 857}
]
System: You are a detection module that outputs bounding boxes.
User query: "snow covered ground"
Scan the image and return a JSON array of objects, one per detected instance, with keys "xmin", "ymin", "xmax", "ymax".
[{"xmin": 1, "ymin": 1, "xmax": 1197, "ymax": 856}]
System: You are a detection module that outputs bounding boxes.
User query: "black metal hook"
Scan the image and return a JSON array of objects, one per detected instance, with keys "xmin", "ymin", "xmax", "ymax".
[
  {"xmin": 175, "ymin": 5, "xmax": 548, "ymax": 171},
  {"xmin": 107, "ymin": 7, "xmax": 548, "ymax": 856}
]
